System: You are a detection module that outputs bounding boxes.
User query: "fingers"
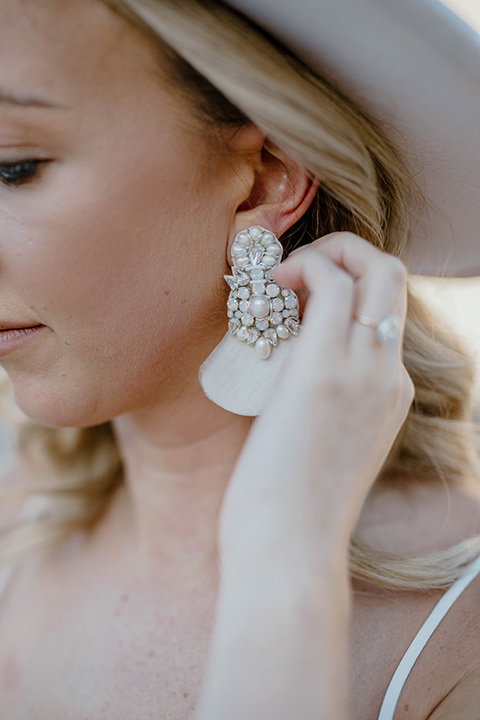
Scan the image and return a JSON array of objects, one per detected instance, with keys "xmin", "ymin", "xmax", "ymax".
[
  {"xmin": 273, "ymin": 231, "xmax": 408, "ymax": 365},
  {"xmin": 273, "ymin": 246, "xmax": 356, "ymax": 363},
  {"xmin": 317, "ymin": 232, "xmax": 408, "ymax": 362},
  {"xmin": 350, "ymin": 264, "xmax": 407, "ymax": 364}
]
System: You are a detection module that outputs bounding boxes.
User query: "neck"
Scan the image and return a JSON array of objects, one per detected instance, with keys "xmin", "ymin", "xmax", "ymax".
[{"xmin": 110, "ymin": 386, "xmax": 252, "ymax": 580}]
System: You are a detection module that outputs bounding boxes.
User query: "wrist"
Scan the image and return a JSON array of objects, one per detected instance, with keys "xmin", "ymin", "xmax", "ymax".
[
  {"xmin": 219, "ymin": 517, "xmax": 351, "ymax": 595},
  {"xmin": 219, "ymin": 497, "xmax": 354, "ymax": 578},
  {"xmin": 200, "ymin": 544, "xmax": 351, "ymax": 720}
]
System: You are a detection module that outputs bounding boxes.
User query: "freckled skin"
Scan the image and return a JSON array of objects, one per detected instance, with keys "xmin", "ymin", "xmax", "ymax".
[{"xmin": 0, "ymin": 0, "xmax": 248, "ymax": 428}]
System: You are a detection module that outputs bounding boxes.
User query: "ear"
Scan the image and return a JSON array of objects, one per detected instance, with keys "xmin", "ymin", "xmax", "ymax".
[{"xmin": 228, "ymin": 128, "xmax": 319, "ymax": 263}]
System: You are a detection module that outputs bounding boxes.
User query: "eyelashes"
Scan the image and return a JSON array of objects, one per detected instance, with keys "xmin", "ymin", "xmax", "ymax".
[{"xmin": 0, "ymin": 159, "xmax": 44, "ymax": 187}]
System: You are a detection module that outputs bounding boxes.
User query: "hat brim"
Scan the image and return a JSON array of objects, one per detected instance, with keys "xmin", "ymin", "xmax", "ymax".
[{"xmin": 228, "ymin": 0, "xmax": 480, "ymax": 276}]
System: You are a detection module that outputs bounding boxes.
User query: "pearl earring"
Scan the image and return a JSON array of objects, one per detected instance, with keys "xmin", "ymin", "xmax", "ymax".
[
  {"xmin": 225, "ymin": 225, "xmax": 299, "ymax": 357},
  {"xmin": 199, "ymin": 226, "xmax": 300, "ymax": 416}
]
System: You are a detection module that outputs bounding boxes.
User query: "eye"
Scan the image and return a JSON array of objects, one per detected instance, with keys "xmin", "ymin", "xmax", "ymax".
[{"xmin": 0, "ymin": 159, "xmax": 44, "ymax": 186}]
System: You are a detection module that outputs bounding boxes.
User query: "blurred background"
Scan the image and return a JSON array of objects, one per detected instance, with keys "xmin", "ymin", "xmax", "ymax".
[
  {"xmin": 0, "ymin": 0, "xmax": 479, "ymax": 458},
  {"xmin": 419, "ymin": 0, "xmax": 480, "ymax": 409},
  {"xmin": 440, "ymin": 0, "xmax": 480, "ymax": 33},
  {"xmin": 0, "ymin": 395, "xmax": 14, "ymax": 458}
]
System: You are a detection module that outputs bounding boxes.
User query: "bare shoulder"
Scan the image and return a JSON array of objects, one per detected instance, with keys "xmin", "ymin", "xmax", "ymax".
[
  {"xmin": 350, "ymin": 561, "xmax": 480, "ymax": 719},
  {"xmin": 351, "ymin": 478, "xmax": 480, "ymax": 719},
  {"xmin": 429, "ymin": 667, "xmax": 480, "ymax": 719},
  {"xmin": 422, "ymin": 568, "xmax": 480, "ymax": 718},
  {"xmin": 357, "ymin": 479, "xmax": 480, "ymax": 556}
]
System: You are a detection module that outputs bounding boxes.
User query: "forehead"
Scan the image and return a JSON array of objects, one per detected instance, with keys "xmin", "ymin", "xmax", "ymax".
[{"xmin": 0, "ymin": 0, "xmax": 166, "ymax": 110}]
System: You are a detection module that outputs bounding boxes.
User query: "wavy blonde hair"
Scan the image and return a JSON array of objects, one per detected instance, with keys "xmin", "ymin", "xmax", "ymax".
[{"xmin": 1, "ymin": 0, "xmax": 480, "ymax": 590}]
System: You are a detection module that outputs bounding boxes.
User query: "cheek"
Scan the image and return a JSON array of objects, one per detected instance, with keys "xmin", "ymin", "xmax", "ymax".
[
  {"xmin": 0, "ymin": 140, "xmax": 230, "ymax": 425},
  {"xmin": 7, "ymin": 134, "xmax": 223, "ymax": 330}
]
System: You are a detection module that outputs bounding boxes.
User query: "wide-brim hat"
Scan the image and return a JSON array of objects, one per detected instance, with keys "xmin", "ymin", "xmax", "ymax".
[{"xmin": 228, "ymin": 0, "xmax": 480, "ymax": 277}]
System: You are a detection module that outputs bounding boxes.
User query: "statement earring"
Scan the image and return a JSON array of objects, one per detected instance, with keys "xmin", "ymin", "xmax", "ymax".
[
  {"xmin": 225, "ymin": 225, "xmax": 299, "ymax": 356},
  {"xmin": 199, "ymin": 226, "xmax": 300, "ymax": 416}
]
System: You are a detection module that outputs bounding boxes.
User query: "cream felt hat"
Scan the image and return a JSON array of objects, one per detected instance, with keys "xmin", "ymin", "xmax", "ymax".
[{"xmin": 227, "ymin": 0, "xmax": 480, "ymax": 277}]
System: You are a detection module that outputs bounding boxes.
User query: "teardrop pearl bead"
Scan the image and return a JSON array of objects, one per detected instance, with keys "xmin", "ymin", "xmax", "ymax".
[
  {"xmin": 276, "ymin": 324, "xmax": 290, "ymax": 339},
  {"xmin": 266, "ymin": 243, "xmax": 282, "ymax": 255},
  {"xmin": 255, "ymin": 337, "xmax": 271, "ymax": 359},
  {"xmin": 236, "ymin": 326, "xmax": 249, "ymax": 341},
  {"xmin": 231, "ymin": 243, "xmax": 246, "ymax": 256},
  {"xmin": 261, "ymin": 232, "xmax": 276, "ymax": 246},
  {"xmin": 262, "ymin": 254, "xmax": 277, "ymax": 267},
  {"xmin": 248, "ymin": 295, "xmax": 271, "ymax": 319},
  {"xmin": 249, "ymin": 226, "xmax": 264, "ymax": 240},
  {"xmin": 236, "ymin": 231, "xmax": 250, "ymax": 246}
]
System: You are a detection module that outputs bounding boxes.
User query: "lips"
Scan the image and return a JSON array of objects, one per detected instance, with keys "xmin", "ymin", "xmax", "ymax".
[
  {"xmin": 0, "ymin": 324, "xmax": 47, "ymax": 357},
  {"xmin": 0, "ymin": 322, "xmax": 44, "ymax": 331}
]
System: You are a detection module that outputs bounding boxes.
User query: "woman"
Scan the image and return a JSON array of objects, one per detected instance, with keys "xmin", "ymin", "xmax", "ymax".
[{"xmin": 0, "ymin": 0, "xmax": 479, "ymax": 718}]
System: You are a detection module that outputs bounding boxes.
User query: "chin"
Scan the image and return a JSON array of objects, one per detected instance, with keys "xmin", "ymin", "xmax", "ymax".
[{"xmin": 10, "ymin": 379, "xmax": 110, "ymax": 429}]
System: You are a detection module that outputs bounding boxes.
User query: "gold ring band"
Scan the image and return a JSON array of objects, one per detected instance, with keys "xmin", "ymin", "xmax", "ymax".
[{"xmin": 354, "ymin": 314, "xmax": 378, "ymax": 329}]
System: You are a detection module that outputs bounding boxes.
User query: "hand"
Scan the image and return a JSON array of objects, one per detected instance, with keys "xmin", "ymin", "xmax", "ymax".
[
  {"xmin": 196, "ymin": 232, "xmax": 415, "ymax": 720},
  {"xmin": 218, "ymin": 231, "xmax": 415, "ymax": 561}
]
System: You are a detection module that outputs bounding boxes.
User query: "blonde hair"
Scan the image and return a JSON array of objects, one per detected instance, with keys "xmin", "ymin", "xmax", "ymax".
[{"xmin": 1, "ymin": 0, "xmax": 480, "ymax": 590}]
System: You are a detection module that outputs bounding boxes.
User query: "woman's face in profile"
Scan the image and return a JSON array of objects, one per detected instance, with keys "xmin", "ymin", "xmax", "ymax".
[{"xmin": 0, "ymin": 0, "xmax": 241, "ymax": 427}]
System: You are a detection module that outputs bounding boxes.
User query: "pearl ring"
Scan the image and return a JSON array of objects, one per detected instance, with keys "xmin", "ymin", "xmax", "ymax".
[{"xmin": 354, "ymin": 314, "xmax": 402, "ymax": 344}]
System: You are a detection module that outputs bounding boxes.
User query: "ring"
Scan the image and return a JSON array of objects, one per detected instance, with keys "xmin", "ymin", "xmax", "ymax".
[{"xmin": 354, "ymin": 314, "xmax": 402, "ymax": 344}]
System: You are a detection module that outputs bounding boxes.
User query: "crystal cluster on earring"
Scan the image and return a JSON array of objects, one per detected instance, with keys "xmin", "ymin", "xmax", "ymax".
[{"xmin": 225, "ymin": 226, "xmax": 300, "ymax": 360}]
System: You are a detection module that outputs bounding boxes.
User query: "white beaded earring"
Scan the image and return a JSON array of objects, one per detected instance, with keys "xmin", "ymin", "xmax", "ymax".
[{"xmin": 199, "ymin": 226, "xmax": 300, "ymax": 416}]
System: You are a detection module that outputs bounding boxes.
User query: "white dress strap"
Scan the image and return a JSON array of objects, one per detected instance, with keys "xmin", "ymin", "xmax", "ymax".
[{"xmin": 378, "ymin": 554, "xmax": 480, "ymax": 720}]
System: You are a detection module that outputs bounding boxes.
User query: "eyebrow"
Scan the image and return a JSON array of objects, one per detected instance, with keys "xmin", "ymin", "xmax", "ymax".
[{"xmin": 0, "ymin": 90, "xmax": 67, "ymax": 109}]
